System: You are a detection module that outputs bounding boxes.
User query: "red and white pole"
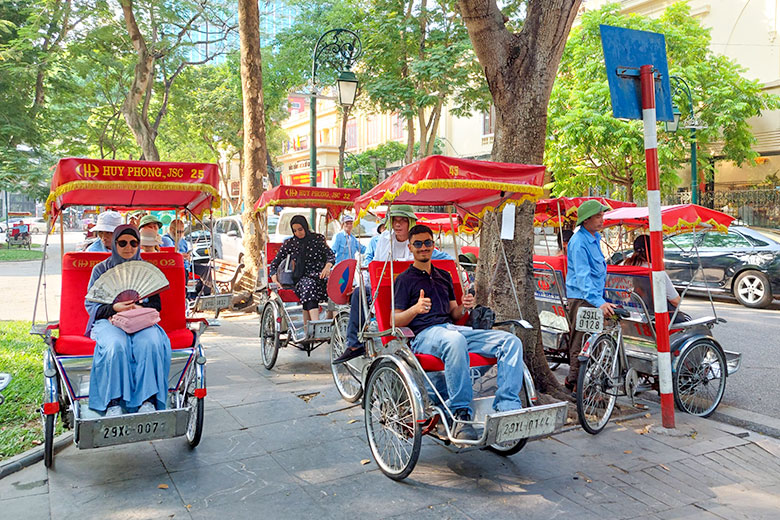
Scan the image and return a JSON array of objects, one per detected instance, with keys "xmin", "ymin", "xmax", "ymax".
[{"xmin": 640, "ymin": 64, "xmax": 675, "ymax": 429}]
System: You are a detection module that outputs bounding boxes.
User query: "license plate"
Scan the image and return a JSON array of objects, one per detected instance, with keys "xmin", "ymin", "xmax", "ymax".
[
  {"xmin": 495, "ymin": 407, "xmax": 560, "ymax": 443},
  {"xmin": 313, "ymin": 323, "xmax": 332, "ymax": 339},
  {"xmin": 575, "ymin": 307, "xmax": 603, "ymax": 333},
  {"xmin": 195, "ymin": 294, "xmax": 231, "ymax": 311},
  {"xmin": 100, "ymin": 420, "xmax": 168, "ymax": 441}
]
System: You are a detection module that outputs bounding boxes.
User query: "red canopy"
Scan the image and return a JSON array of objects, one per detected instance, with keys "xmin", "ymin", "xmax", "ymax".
[
  {"xmin": 253, "ymin": 185, "xmax": 360, "ymax": 220},
  {"xmin": 354, "ymin": 155, "xmax": 545, "ymax": 222},
  {"xmin": 45, "ymin": 158, "xmax": 220, "ymax": 218},
  {"xmin": 534, "ymin": 197, "xmax": 636, "ymax": 227},
  {"xmin": 603, "ymin": 204, "xmax": 735, "ymax": 234}
]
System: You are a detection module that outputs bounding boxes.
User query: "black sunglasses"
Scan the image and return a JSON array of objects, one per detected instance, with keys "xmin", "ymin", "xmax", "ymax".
[
  {"xmin": 411, "ymin": 239, "xmax": 435, "ymax": 249},
  {"xmin": 117, "ymin": 239, "xmax": 139, "ymax": 248}
]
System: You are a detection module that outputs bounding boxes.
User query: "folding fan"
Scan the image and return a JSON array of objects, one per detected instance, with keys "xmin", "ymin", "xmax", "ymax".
[{"xmin": 86, "ymin": 261, "xmax": 169, "ymax": 304}]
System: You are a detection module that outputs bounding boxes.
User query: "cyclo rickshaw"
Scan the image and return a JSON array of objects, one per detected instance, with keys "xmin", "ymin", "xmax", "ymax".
[
  {"xmin": 330, "ymin": 155, "xmax": 569, "ymax": 481},
  {"xmin": 254, "ymin": 185, "xmax": 361, "ymax": 370},
  {"xmin": 6, "ymin": 222, "xmax": 32, "ymax": 249},
  {"xmin": 568, "ymin": 204, "xmax": 743, "ymax": 433},
  {"xmin": 31, "ymin": 158, "xmax": 221, "ymax": 467},
  {"xmin": 532, "ymin": 197, "xmax": 636, "ymax": 370}
]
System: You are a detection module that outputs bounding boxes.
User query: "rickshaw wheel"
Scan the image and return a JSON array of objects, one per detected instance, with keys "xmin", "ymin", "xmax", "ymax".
[
  {"xmin": 486, "ymin": 388, "xmax": 531, "ymax": 456},
  {"xmin": 43, "ymin": 414, "xmax": 54, "ymax": 468},
  {"xmin": 673, "ymin": 340, "xmax": 727, "ymax": 417},
  {"xmin": 330, "ymin": 311, "xmax": 363, "ymax": 403},
  {"xmin": 184, "ymin": 363, "xmax": 204, "ymax": 448},
  {"xmin": 365, "ymin": 360, "xmax": 421, "ymax": 481},
  {"xmin": 577, "ymin": 334, "xmax": 619, "ymax": 435},
  {"xmin": 260, "ymin": 303, "xmax": 280, "ymax": 370}
]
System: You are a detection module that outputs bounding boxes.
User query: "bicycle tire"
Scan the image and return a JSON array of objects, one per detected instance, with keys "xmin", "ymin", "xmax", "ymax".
[{"xmin": 577, "ymin": 334, "xmax": 619, "ymax": 435}]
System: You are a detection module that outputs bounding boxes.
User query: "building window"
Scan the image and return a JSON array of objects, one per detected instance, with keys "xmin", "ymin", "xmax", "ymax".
[
  {"xmin": 367, "ymin": 115, "xmax": 378, "ymax": 145},
  {"xmin": 391, "ymin": 113, "xmax": 404, "ymax": 140},
  {"xmin": 482, "ymin": 105, "xmax": 495, "ymax": 136},
  {"xmin": 346, "ymin": 119, "xmax": 357, "ymax": 149}
]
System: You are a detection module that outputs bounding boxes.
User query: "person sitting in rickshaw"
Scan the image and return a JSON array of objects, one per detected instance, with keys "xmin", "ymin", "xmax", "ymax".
[
  {"xmin": 86, "ymin": 210, "xmax": 122, "ymax": 252},
  {"xmin": 624, "ymin": 235, "xmax": 688, "ymax": 322},
  {"xmin": 165, "ymin": 218, "xmax": 212, "ymax": 296},
  {"xmin": 140, "ymin": 227, "xmax": 162, "ymax": 252},
  {"xmin": 139, "ymin": 214, "xmax": 175, "ymax": 247},
  {"xmin": 333, "ymin": 205, "xmax": 451, "ymax": 364},
  {"xmin": 392, "ymin": 225, "xmax": 525, "ymax": 441},
  {"xmin": 84, "ymin": 225, "xmax": 172, "ymax": 416},
  {"xmin": 269, "ymin": 215, "xmax": 335, "ymax": 326},
  {"xmin": 331, "ymin": 214, "xmax": 365, "ymax": 263}
]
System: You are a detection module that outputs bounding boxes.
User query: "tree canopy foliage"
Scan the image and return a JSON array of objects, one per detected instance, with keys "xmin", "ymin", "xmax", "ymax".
[{"xmin": 547, "ymin": 2, "xmax": 779, "ymax": 201}]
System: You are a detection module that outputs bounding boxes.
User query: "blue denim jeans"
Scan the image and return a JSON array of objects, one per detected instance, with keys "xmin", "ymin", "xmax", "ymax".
[
  {"xmin": 346, "ymin": 286, "xmax": 371, "ymax": 348},
  {"xmin": 412, "ymin": 324, "xmax": 524, "ymax": 413}
]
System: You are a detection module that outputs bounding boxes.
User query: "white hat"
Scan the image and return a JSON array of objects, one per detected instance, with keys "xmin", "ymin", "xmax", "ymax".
[
  {"xmin": 92, "ymin": 210, "xmax": 122, "ymax": 233},
  {"xmin": 341, "ymin": 214, "xmax": 355, "ymax": 224}
]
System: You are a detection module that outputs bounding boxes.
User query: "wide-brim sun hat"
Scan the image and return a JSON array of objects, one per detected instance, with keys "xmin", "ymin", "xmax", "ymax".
[
  {"xmin": 92, "ymin": 210, "xmax": 123, "ymax": 233},
  {"xmin": 576, "ymin": 200, "xmax": 611, "ymax": 227},
  {"xmin": 139, "ymin": 214, "xmax": 163, "ymax": 228}
]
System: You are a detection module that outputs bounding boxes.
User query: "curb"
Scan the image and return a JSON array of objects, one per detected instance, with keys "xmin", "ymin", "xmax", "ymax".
[
  {"xmin": 0, "ymin": 432, "xmax": 72, "ymax": 480},
  {"xmin": 711, "ymin": 404, "xmax": 780, "ymax": 439}
]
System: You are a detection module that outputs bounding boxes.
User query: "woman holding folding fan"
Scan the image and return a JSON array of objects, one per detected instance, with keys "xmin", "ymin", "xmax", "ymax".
[{"xmin": 84, "ymin": 224, "xmax": 171, "ymax": 417}]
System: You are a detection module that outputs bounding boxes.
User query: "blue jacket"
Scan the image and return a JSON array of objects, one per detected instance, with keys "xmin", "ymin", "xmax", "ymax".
[
  {"xmin": 566, "ymin": 227, "xmax": 607, "ymax": 307},
  {"xmin": 332, "ymin": 230, "xmax": 365, "ymax": 264}
]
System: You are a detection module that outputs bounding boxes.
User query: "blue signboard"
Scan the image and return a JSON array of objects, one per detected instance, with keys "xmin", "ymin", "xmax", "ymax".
[{"xmin": 600, "ymin": 25, "xmax": 673, "ymax": 121}]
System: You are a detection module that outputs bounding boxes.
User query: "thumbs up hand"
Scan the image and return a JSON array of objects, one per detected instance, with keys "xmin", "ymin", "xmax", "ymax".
[{"xmin": 414, "ymin": 289, "xmax": 432, "ymax": 315}]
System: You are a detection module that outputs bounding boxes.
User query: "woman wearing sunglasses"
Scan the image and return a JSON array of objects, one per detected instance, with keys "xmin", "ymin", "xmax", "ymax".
[{"xmin": 84, "ymin": 224, "xmax": 172, "ymax": 417}]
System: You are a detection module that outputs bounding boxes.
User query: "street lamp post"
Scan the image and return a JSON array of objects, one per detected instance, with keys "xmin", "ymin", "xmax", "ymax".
[
  {"xmin": 309, "ymin": 29, "xmax": 362, "ymax": 224},
  {"xmin": 666, "ymin": 75, "xmax": 707, "ymax": 205}
]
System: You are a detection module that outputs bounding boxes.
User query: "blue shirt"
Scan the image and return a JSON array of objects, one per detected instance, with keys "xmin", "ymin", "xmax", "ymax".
[
  {"xmin": 331, "ymin": 230, "xmax": 365, "ymax": 264},
  {"xmin": 165, "ymin": 234, "xmax": 192, "ymax": 269},
  {"xmin": 394, "ymin": 265, "xmax": 456, "ymax": 335},
  {"xmin": 86, "ymin": 239, "xmax": 110, "ymax": 252},
  {"xmin": 566, "ymin": 227, "xmax": 607, "ymax": 307}
]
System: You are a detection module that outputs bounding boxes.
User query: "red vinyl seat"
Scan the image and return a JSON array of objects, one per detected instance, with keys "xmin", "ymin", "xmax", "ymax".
[
  {"xmin": 368, "ymin": 259, "xmax": 495, "ymax": 371},
  {"xmin": 54, "ymin": 251, "xmax": 195, "ymax": 355}
]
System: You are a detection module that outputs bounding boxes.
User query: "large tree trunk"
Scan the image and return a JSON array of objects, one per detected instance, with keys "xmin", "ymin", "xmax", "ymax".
[
  {"xmin": 459, "ymin": 0, "xmax": 581, "ymax": 397},
  {"xmin": 238, "ymin": 0, "xmax": 268, "ymax": 279},
  {"xmin": 120, "ymin": 0, "xmax": 160, "ymax": 161}
]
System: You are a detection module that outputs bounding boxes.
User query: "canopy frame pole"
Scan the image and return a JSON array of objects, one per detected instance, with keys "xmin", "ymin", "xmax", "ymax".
[
  {"xmin": 447, "ymin": 206, "xmax": 467, "ymax": 289},
  {"xmin": 490, "ymin": 207, "xmax": 524, "ymax": 321}
]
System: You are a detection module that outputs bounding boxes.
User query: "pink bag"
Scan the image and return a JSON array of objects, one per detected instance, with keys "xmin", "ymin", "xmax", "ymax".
[{"xmin": 110, "ymin": 307, "xmax": 160, "ymax": 334}]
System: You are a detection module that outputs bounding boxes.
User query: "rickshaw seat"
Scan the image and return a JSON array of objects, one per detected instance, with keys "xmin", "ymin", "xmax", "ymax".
[
  {"xmin": 55, "ymin": 251, "xmax": 195, "ymax": 356},
  {"xmin": 533, "ymin": 254, "xmax": 568, "ymax": 278},
  {"xmin": 265, "ymin": 241, "xmax": 300, "ymax": 302},
  {"xmin": 369, "ymin": 260, "xmax": 494, "ymax": 371}
]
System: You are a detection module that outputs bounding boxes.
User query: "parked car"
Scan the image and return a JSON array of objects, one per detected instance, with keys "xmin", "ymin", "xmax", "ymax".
[
  {"xmin": 187, "ymin": 230, "xmax": 212, "ymax": 265},
  {"xmin": 612, "ymin": 226, "xmax": 780, "ymax": 309}
]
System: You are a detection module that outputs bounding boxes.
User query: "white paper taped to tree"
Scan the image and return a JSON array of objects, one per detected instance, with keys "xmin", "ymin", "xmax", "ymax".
[{"xmin": 501, "ymin": 203, "xmax": 515, "ymax": 240}]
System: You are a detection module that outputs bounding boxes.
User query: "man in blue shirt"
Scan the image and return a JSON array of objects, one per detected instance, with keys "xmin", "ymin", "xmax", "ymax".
[
  {"xmin": 564, "ymin": 200, "xmax": 616, "ymax": 391},
  {"xmin": 165, "ymin": 218, "xmax": 212, "ymax": 296},
  {"xmin": 392, "ymin": 225, "xmax": 524, "ymax": 441},
  {"xmin": 331, "ymin": 214, "xmax": 365, "ymax": 263},
  {"xmin": 86, "ymin": 210, "xmax": 122, "ymax": 252}
]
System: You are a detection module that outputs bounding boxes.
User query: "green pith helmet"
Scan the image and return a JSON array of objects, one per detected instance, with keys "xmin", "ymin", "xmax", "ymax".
[
  {"xmin": 576, "ymin": 199, "xmax": 610, "ymax": 226},
  {"xmin": 138, "ymin": 214, "xmax": 163, "ymax": 229},
  {"xmin": 385, "ymin": 204, "xmax": 417, "ymax": 228}
]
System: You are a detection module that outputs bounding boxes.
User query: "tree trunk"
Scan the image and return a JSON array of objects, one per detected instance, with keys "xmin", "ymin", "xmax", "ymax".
[
  {"xmin": 238, "ymin": 0, "xmax": 268, "ymax": 279},
  {"xmin": 120, "ymin": 0, "xmax": 160, "ymax": 161},
  {"xmin": 459, "ymin": 0, "xmax": 581, "ymax": 397},
  {"xmin": 405, "ymin": 116, "xmax": 415, "ymax": 164},
  {"xmin": 337, "ymin": 104, "xmax": 353, "ymax": 188}
]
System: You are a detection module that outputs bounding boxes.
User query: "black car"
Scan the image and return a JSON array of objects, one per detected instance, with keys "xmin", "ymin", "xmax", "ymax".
[
  {"xmin": 186, "ymin": 230, "xmax": 213, "ymax": 264},
  {"xmin": 614, "ymin": 226, "xmax": 780, "ymax": 308}
]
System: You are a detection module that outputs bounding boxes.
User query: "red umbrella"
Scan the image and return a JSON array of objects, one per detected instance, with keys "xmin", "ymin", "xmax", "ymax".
[
  {"xmin": 534, "ymin": 197, "xmax": 636, "ymax": 227},
  {"xmin": 603, "ymin": 204, "xmax": 735, "ymax": 234},
  {"xmin": 253, "ymin": 185, "xmax": 360, "ymax": 220}
]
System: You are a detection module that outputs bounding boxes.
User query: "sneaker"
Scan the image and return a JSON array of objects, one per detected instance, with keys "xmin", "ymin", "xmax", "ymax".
[
  {"xmin": 106, "ymin": 405, "xmax": 123, "ymax": 417},
  {"xmin": 138, "ymin": 401, "xmax": 156, "ymax": 414},
  {"xmin": 333, "ymin": 345, "xmax": 365, "ymax": 365},
  {"xmin": 451, "ymin": 408, "xmax": 479, "ymax": 441}
]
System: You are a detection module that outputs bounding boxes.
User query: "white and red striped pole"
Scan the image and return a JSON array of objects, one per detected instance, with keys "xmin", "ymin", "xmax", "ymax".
[{"xmin": 640, "ymin": 64, "xmax": 675, "ymax": 429}]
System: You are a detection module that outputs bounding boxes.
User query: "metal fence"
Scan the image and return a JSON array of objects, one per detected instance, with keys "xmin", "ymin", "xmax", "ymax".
[{"xmin": 663, "ymin": 188, "xmax": 780, "ymax": 229}]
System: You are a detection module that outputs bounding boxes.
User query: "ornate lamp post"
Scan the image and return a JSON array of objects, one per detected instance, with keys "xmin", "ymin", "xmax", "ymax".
[
  {"xmin": 309, "ymin": 29, "xmax": 362, "ymax": 223},
  {"xmin": 666, "ymin": 75, "xmax": 707, "ymax": 205}
]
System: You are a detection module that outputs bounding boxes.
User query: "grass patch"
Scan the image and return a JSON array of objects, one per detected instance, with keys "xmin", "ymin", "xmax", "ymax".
[
  {"xmin": 0, "ymin": 321, "xmax": 63, "ymax": 460},
  {"xmin": 0, "ymin": 248, "xmax": 44, "ymax": 262}
]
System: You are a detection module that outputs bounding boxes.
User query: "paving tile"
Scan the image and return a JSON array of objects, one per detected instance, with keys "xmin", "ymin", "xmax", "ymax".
[
  {"xmin": 702, "ymin": 451, "xmax": 764, "ymax": 485},
  {"xmin": 0, "ymin": 493, "xmax": 51, "ymax": 519},
  {"xmin": 49, "ymin": 473, "xmax": 186, "ymax": 520},
  {"xmin": 170, "ymin": 454, "xmax": 298, "ymax": 510},
  {"xmin": 223, "ymin": 393, "xmax": 315, "ymax": 428},
  {"xmin": 153, "ymin": 429, "xmax": 265, "ymax": 473},
  {"xmin": 385, "ymin": 502, "xmax": 471, "ymax": 520},
  {"xmin": 271, "ymin": 435, "xmax": 374, "ymax": 486},
  {"xmin": 643, "ymin": 465, "xmax": 714, "ymax": 502},
  {"xmin": 246, "ymin": 414, "xmax": 351, "ymax": 454},
  {"xmin": 188, "ymin": 486, "xmax": 333, "ymax": 520},
  {"xmin": 0, "ymin": 461, "xmax": 49, "ymax": 500},
  {"xmin": 48, "ymin": 440, "xmax": 167, "ymax": 490},
  {"xmin": 612, "ymin": 471, "xmax": 690, "ymax": 509},
  {"xmin": 653, "ymin": 504, "xmax": 722, "ymax": 519}
]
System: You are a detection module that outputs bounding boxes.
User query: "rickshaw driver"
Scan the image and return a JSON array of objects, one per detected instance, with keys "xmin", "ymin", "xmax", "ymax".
[
  {"xmin": 565, "ymin": 200, "xmax": 616, "ymax": 392},
  {"xmin": 393, "ymin": 225, "xmax": 525, "ymax": 441}
]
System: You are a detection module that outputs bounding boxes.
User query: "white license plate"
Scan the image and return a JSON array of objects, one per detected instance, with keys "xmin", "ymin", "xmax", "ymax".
[
  {"xmin": 195, "ymin": 294, "xmax": 231, "ymax": 311},
  {"xmin": 100, "ymin": 419, "xmax": 170, "ymax": 442},
  {"xmin": 313, "ymin": 323, "xmax": 332, "ymax": 338},
  {"xmin": 495, "ymin": 408, "xmax": 559, "ymax": 443},
  {"xmin": 575, "ymin": 307, "xmax": 603, "ymax": 333}
]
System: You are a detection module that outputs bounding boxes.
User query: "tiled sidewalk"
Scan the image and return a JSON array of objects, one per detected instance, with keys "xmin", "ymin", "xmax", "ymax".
[{"xmin": 1, "ymin": 315, "xmax": 778, "ymax": 519}]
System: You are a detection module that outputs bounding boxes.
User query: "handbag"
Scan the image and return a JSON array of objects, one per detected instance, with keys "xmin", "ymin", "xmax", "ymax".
[
  {"xmin": 469, "ymin": 305, "xmax": 496, "ymax": 330},
  {"xmin": 277, "ymin": 254, "xmax": 296, "ymax": 286},
  {"xmin": 110, "ymin": 307, "xmax": 160, "ymax": 334}
]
